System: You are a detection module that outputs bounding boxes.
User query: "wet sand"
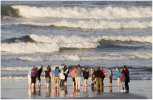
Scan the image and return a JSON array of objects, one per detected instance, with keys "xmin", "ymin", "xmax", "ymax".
[{"xmin": 1, "ymin": 79, "xmax": 152, "ymax": 99}]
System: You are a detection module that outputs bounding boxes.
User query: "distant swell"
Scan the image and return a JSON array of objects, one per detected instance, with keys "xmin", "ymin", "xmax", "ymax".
[
  {"xmin": 10, "ymin": 5, "xmax": 151, "ymax": 19},
  {"xmin": 1, "ymin": 34, "xmax": 152, "ymax": 54}
]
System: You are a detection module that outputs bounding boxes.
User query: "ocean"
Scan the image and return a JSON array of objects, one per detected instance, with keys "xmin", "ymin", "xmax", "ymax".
[{"xmin": 1, "ymin": 1, "xmax": 152, "ymax": 80}]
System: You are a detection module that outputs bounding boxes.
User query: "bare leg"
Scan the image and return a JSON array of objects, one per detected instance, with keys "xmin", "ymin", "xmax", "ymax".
[
  {"xmin": 78, "ymin": 80, "xmax": 80, "ymax": 90},
  {"xmin": 75, "ymin": 81, "xmax": 78, "ymax": 90}
]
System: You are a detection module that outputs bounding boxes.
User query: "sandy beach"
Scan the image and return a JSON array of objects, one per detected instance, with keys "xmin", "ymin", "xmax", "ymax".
[
  {"xmin": 1, "ymin": 1, "xmax": 152, "ymax": 99},
  {"xmin": 1, "ymin": 78, "xmax": 152, "ymax": 99}
]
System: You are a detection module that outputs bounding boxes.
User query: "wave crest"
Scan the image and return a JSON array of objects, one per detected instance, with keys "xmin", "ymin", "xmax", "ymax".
[
  {"xmin": 11, "ymin": 5, "xmax": 151, "ymax": 19},
  {"xmin": 1, "ymin": 34, "xmax": 151, "ymax": 54}
]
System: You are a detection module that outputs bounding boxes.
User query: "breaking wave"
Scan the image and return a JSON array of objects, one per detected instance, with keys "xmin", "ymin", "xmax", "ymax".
[
  {"xmin": 9, "ymin": 5, "xmax": 151, "ymax": 19},
  {"xmin": 1, "ymin": 34, "xmax": 151, "ymax": 54}
]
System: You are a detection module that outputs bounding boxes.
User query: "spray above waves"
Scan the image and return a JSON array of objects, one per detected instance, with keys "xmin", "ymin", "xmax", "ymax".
[
  {"xmin": 2, "ymin": 5, "xmax": 151, "ymax": 19},
  {"xmin": 1, "ymin": 34, "xmax": 151, "ymax": 54}
]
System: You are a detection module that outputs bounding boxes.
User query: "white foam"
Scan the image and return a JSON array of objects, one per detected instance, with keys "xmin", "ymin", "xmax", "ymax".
[
  {"xmin": 1, "ymin": 76, "xmax": 27, "ymax": 80},
  {"xmin": 29, "ymin": 34, "xmax": 152, "ymax": 44},
  {"xmin": 1, "ymin": 66, "xmax": 29, "ymax": 71},
  {"xmin": 1, "ymin": 34, "xmax": 151, "ymax": 54},
  {"xmin": 133, "ymin": 52, "xmax": 152, "ymax": 59},
  {"xmin": 11, "ymin": 5, "xmax": 151, "ymax": 19},
  {"xmin": 1, "ymin": 42, "xmax": 60, "ymax": 54},
  {"xmin": 15, "ymin": 20, "xmax": 152, "ymax": 29},
  {"xmin": 16, "ymin": 52, "xmax": 152, "ymax": 62},
  {"xmin": 1, "ymin": 65, "xmax": 61, "ymax": 71}
]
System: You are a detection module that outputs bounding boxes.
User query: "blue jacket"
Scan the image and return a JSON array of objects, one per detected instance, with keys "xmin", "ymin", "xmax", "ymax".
[{"xmin": 116, "ymin": 71, "xmax": 121, "ymax": 78}]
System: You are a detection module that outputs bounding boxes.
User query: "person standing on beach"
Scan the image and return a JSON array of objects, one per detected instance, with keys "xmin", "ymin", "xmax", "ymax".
[
  {"xmin": 59, "ymin": 68, "xmax": 65, "ymax": 88},
  {"xmin": 95, "ymin": 67, "xmax": 103, "ymax": 92},
  {"xmin": 108, "ymin": 68, "xmax": 113, "ymax": 87},
  {"xmin": 116, "ymin": 67, "xmax": 121, "ymax": 92},
  {"xmin": 37, "ymin": 66, "xmax": 43, "ymax": 86},
  {"xmin": 44, "ymin": 66, "xmax": 51, "ymax": 88},
  {"xmin": 75, "ymin": 65, "xmax": 82, "ymax": 92},
  {"xmin": 62, "ymin": 64, "xmax": 69, "ymax": 86},
  {"xmin": 122, "ymin": 65, "xmax": 130, "ymax": 93},
  {"xmin": 31, "ymin": 66, "xmax": 38, "ymax": 88},
  {"xmin": 90, "ymin": 68, "xmax": 96, "ymax": 88},
  {"xmin": 120, "ymin": 71, "xmax": 126, "ymax": 92},
  {"xmin": 53, "ymin": 67, "xmax": 60, "ymax": 88},
  {"xmin": 28, "ymin": 67, "xmax": 32, "ymax": 88},
  {"xmin": 48, "ymin": 65, "xmax": 52, "ymax": 84},
  {"xmin": 83, "ymin": 67, "xmax": 89, "ymax": 88},
  {"xmin": 100, "ymin": 67, "xmax": 105, "ymax": 88},
  {"xmin": 71, "ymin": 66, "xmax": 76, "ymax": 89}
]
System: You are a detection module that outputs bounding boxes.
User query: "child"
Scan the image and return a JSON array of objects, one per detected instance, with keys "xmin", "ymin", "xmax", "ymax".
[{"xmin": 120, "ymin": 72, "xmax": 126, "ymax": 92}]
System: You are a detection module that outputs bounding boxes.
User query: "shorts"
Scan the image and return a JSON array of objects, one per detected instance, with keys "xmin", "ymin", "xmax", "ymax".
[
  {"xmin": 45, "ymin": 77, "xmax": 50, "ymax": 83},
  {"xmin": 31, "ymin": 77, "xmax": 36, "ymax": 83},
  {"xmin": 72, "ymin": 77, "xmax": 75, "ymax": 82},
  {"xmin": 54, "ymin": 77, "xmax": 59, "ymax": 84},
  {"xmin": 75, "ymin": 77, "xmax": 81, "ymax": 81}
]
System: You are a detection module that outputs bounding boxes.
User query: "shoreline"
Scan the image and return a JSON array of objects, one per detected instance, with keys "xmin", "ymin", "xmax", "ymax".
[{"xmin": 1, "ymin": 79, "xmax": 152, "ymax": 99}]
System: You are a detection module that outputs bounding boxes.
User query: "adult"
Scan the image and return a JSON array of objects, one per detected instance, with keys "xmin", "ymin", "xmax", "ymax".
[
  {"xmin": 116, "ymin": 67, "xmax": 121, "ymax": 88},
  {"xmin": 28, "ymin": 67, "xmax": 32, "ymax": 88},
  {"xmin": 122, "ymin": 65, "xmax": 130, "ymax": 93},
  {"xmin": 95, "ymin": 67, "xmax": 103, "ymax": 92},
  {"xmin": 31, "ymin": 66, "xmax": 38, "ymax": 88},
  {"xmin": 100, "ymin": 67, "xmax": 105, "ymax": 87},
  {"xmin": 44, "ymin": 66, "xmax": 51, "ymax": 88},
  {"xmin": 75, "ymin": 65, "xmax": 82, "ymax": 92},
  {"xmin": 59, "ymin": 68, "xmax": 65, "ymax": 88},
  {"xmin": 62, "ymin": 64, "xmax": 69, "ymax": 85},
  {"xmin": 90, "ymin": 68, "xmax": 96, "ymax": 87},
  {"xmin": 54, "ymin": 67, "xmax": 60, "ymax": 88},
  {"xmin": 83, "ymin": 67, "xmax": 89, "ymax": 87},
  {"xmin": 120, "ymin": 71, "xmax": 126, "ymax": 92},
  {"xmin": 71, "ymin": 67, "xmax": 76, "ymax": 89},
  {"xmin": 37, "ymin": 66, "xmax": 43, "ymax": 86},
  {"xmin": 108, "ymin": 68, "xmax": 113, "ymax": 87}
]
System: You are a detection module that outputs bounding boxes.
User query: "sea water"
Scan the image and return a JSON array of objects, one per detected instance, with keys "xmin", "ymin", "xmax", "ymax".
[{"xmin": 1, "ymin": 1, "xmax": 152, "ymax": 80}]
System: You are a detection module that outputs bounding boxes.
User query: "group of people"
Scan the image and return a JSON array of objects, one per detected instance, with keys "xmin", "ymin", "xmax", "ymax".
[{"xmin": 28, "ymin": 64, "xmax": 130, "ymax": 93}]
